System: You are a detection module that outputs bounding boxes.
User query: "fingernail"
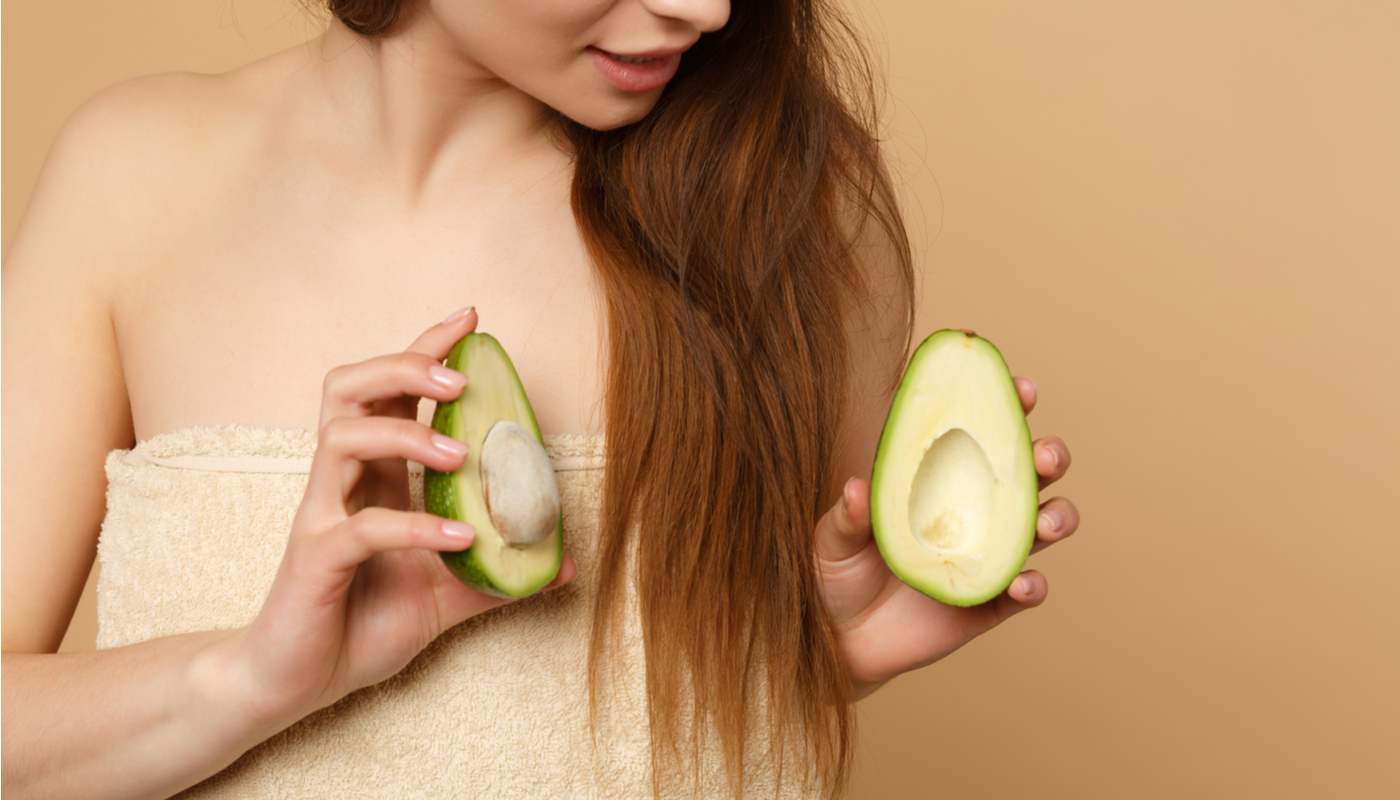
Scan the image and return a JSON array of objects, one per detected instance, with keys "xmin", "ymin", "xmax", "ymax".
[
  {"xmin": 432, "ymin": 434, "xmax": 469, "ymax": 457},
  {"xmin": 842, "ymin": 479, "xmax": 854, "ymax": 513},
  {"xmin": 429, "ymin": 365, "xmax": 466, "ymax": 390},
  {"xmin": 442, "ymin": 520, "xmax": 474, "ymax": 541},
  {"xmin": 1014, "ymin": 576, "xmax": 1034, "ymax": 596},
  {"xmin": 1043, "ymin": 447, "xmax": 1059, "ymax": 470},
  {"xmin": 1039, "ymin": 508, "xmax": 1065, "ymax": 534},
  {"xmin": 443, "ymin": 306, "xmax": 472, "ymax": 324}
]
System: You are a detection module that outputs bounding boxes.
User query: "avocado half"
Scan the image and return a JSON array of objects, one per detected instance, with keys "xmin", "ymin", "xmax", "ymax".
[
  {"xmin": 426, "ymin": 333, "xmax": 562, "ymax": 598},
  {"xmin": 870, "ymin": 330, "xmax": 1038, "ymax": 606}
]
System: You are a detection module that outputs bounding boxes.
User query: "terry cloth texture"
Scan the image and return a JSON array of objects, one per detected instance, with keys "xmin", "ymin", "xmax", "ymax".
[{"xmin": 97, "ymin": 426, "xmax": 817, "ymax": 799}]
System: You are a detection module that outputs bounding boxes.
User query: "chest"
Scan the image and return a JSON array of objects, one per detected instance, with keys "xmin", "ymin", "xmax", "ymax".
[{"xmin": 112, "ymin": 158, "xmax": 604, "ymax": 441}]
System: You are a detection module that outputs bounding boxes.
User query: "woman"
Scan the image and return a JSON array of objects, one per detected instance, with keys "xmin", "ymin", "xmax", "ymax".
[{"xmin": 1, "ymin": 0, "xmax": 1078, "ymax": 797}]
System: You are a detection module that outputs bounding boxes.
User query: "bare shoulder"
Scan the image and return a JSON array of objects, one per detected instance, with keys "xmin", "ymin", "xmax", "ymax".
[
  {"xmin": 839, "ymin": 148, "xmax": 916, "ymax": 377},
  {"xmin": 54, "ymin": 43, "xmax": 313, "ymax": 163},
  {"xmin": 0, "ymin": 48, "xmax": 318, "ymax": 651},
  {"xmin": 830, "ymin": 149, "xmax": 917, "ymax": 490},
  {"xmin": 15, "ymin": 55, "xmax": 309, "ymax": 273},
  {"xmin": 57, "ymin": 69, "xmax": 244, "ymax": 159}
]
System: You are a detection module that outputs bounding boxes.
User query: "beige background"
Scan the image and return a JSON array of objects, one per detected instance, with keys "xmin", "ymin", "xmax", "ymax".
[{"xmin": 4, "ymin": 1, "xmax": 1398, "ymax": 797}]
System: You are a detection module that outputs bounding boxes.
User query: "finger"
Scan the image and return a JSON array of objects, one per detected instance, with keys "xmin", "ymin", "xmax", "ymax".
[
  {"xmin": 1030, "ymin": 497, "xmax": 1079, "ymax": 554},
  {"xmin": 814, "ymin": 478, "xmax": 874, "ymax": 563},
  {"xmin": 407, "ymin": 306, "xmax": 478, "ymax": 361},
  {"xmin": 321, "ymin": 352, "xmax": 468, "ymax": 429},
  {"xmin": 1014, "ymin": 377, "xmax": 1038, "ymax": 415},
  {"xmin": 304, "ymin": 416, "xmax": 468, "ymax": 514},
  {"xmin": 308, "ymin": 508, "xmax": 476, "ymax": 576},
  {"xmin": 542, "ymin": 554, "xmax": 579, "ymax": 591},
  {"xmin": 955, "ymin": 570, "xmax": 1048, "ymax": 640},
  {"xmin": 376, "ymin": 307, "xmax": 479, "ymax": 421},
  {"xmin": 1034, "ymin": 435, "xmax": 1071, "ymax": 489},
  {"xmin": 433, "ymin": 552, "xmax": 579, "ymax": 634},
  {"xmin": 1005, "ymin": 570, "xmax": 1048, "ymax": 607}
]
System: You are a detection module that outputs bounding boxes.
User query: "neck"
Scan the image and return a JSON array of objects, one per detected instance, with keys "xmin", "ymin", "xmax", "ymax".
[{"xmin": 309, "ymin": 13, "xmax": 561, "ymax": 200}]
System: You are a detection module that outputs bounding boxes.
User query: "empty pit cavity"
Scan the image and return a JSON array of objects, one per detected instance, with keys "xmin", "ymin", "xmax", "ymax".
[{"xmin": 907, "ymin": 428, "xmax": 995, "ymax": 554}]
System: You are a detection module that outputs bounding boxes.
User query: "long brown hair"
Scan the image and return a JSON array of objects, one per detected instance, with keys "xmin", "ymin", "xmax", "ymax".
[{"xmin": 331, "ymin": 2, "xmax": 915, "ymax": 796}]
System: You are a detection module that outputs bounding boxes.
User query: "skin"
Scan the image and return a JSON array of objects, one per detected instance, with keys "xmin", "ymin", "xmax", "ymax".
[{"xmin": 1, "ymin": 0, "xmax": 1075, "ymax": 796}]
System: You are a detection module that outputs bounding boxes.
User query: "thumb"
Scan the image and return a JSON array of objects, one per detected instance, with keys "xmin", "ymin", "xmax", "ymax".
[
  {"xmin": 814, "ymin": 478, "xmax": 874, "ymax": 563},
  {"xmin": 434, "ymin": 554, "xmax": 579, "ymax": 633}
]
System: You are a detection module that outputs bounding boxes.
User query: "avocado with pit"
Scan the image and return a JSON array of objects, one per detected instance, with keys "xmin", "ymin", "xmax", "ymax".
[
  {"xmin": 426, "ymin": 333, "xmax": 562, "ymax": 598},
  {"xmin": 870, "ymin": 330, "xmax": 1038, "ymax": 606}
]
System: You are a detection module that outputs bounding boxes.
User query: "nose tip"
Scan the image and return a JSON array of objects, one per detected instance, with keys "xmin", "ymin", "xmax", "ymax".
[
  {"xmin": 693, "ymin": 0, "xmax": 731, "ymax": 32},
  {"xmin": 648, "ymin": 0, "xmax": 731, "ymax": 33}
]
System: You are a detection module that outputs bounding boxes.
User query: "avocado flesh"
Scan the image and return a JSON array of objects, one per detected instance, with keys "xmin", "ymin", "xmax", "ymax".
[
  {"xmin": 870, "ymin": 330, "xmax": 1038, "ymax": 606},
  {"xmin": 426, "ymin": 333, "xmax": 562, "ymax": 598}
]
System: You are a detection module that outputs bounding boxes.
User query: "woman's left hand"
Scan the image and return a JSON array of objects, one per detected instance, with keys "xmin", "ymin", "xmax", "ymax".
[{"xmin": 814, "ymin": 377, "xmax": 1079, "ymax": 695}]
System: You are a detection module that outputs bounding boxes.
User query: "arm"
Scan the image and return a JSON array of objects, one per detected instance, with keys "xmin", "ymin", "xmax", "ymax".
[
  {"xmin": 817, "ymin": 194, "xmax": 1080, "ymax": 699},
  {"xmin": 2, "ymin": 305, "xmax": 564, "ymax": 800},
  {"xmin": 1, "ymin": 82, "xmax": 268, "ymax": 796},
  {"xmin": 2, "ymin": 87, "xmax": 574, "ymax": 798},
  {"xmin": 2, "ymin": 635, "xmax": 279, "ymax": 798}
]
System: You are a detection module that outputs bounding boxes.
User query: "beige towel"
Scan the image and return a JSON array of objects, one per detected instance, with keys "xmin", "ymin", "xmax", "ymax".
[{"xmin": 98, "ymin": 426, "xmax": 814, "ymax": 799}]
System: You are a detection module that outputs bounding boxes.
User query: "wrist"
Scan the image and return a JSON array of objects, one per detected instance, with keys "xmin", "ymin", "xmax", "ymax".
[{"xmin": 186, "ymin": 628, "xmax": 297, "ymax": 750}]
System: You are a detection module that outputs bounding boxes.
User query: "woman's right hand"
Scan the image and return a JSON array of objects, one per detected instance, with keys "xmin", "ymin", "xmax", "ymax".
[{"xmin": 220, "ymin": 307, "xmax": 576, "ymax": 727}]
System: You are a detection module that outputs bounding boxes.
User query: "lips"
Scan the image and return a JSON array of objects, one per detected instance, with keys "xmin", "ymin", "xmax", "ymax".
[{"xmin": 587, "ymin": 45, "xmax": 688, "ymax": 94}]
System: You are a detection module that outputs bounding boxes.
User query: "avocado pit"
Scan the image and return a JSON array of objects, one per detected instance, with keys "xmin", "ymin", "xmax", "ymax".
[{"xmin": 479, "ymin": 421, "xmax": 561, "ymax": 549}]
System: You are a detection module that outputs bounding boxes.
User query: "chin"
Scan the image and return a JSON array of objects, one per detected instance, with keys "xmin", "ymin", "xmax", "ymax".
[{"xmin": 557, "ymin": 93, "xmax": 661, "ymax": 131}]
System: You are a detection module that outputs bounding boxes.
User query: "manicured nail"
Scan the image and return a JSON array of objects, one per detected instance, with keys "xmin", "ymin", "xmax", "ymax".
[
  {"xmin": 442, "ymin": 520, "xmax": 474, "ymax": 541},
  {"xmin": 1014, "ymin": 576, "xmax": 1034, "ymax": 596},
  {"xmin": 429, "ymin": 365, "xmax": 466, "ymax": 390},
  {"xmin": 1039, "ymin": 508, "xmax": 1065, "ymax": 534},
  {"xmin": 443, "ymin": 306, "xmax": 472, "ymax": 324},
  {"xmin": 432, "ymin": 434, "xmax": 468, "ymax": 457}
]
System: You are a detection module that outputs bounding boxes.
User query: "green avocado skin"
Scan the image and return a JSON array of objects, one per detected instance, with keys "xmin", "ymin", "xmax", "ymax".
[
  {"xmin": 426, "ymin": 465, "xmax": 510, "ymax": 598},
  {"xmin": 426, "ymin": 333, "xmax": 561, "ymax": 599}
]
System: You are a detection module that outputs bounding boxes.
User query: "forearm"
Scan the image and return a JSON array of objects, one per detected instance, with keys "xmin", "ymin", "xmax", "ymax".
[{"xmin": 2, "ymin": 629, "xmax": 283, "ymax": 800}]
